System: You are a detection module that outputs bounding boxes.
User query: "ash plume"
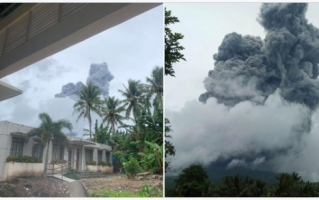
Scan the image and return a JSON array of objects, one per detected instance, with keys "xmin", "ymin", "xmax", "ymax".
[
  {"xmin": 86, "ymin": 62, "xmax": 114, "ymax": 96},
  {"xmin": 200, "ymin": 3, "xmax": 319, "ymax": 110},
  {"xmin": 168, "ymin": 3, "xmax": 319, "ymax": 181},
  {"xmin": 54, "ymin": 82, "xmax": 84, "ymax": 100},
  {"xmin": 55, "ymin": 62, "xmax": 114, "ymax": 99}
]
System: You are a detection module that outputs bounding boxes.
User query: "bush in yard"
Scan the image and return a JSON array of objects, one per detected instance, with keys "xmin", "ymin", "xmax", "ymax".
[
  {"xmin": 122, "ymin": 157, "xmax": 143, "ymax": 178},
  {"xmin": 64, "ymin": 167, "xmax": 81, "ymax": 180},
  {"xmin": 6, "ymin": 156, "xmax": 42, "ymax": 163},
  {"xmin": 86, "ymin": 161, "xmax": 97, "ymax": 165},
  {"xmin": 98, "ymin": 161, "xmax": 112, "ymax": 166},
  {"xmin": 138, "ymin": 185, "xmax": 163, "ymax": 197}
]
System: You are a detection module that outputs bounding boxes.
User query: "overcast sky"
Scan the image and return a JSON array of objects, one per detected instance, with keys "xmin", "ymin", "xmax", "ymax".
[
  {"xmin": 165, "ymin": 3, "xmax": 319, "ymax": 181},
  {"xmin": 0, "ymin": 4, "xmax": 163, "ymax": 136}
]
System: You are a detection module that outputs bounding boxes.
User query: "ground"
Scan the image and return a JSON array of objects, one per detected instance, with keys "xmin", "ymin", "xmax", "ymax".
[
  {"xmin": 0, "ymin": 176, "xmax": 69, "ymax": 197},
  {"xmin": 82, "ymin": 174, "xmax": 163, "ymax": 197},
  {"xmin": 0, "ymin": 174, "xmax": 163, "ymax": 197}
]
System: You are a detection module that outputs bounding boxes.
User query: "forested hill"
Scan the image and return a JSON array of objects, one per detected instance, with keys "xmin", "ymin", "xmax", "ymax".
[{"xmin": 165, "ymin": 165, "xmax": 278, "ymax": 193}]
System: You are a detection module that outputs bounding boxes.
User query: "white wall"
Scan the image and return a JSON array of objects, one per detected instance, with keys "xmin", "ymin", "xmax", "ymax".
[{"xmin": 2, "ymin": 163, "xmax": 44, "ymax": 181}]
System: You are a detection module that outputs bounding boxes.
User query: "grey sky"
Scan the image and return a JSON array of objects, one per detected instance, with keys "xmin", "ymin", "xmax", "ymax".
[
  {"xmin": 165, "ymin": 3, "xmax": 319, "ymax": 181},
  {"xmin": 0, "ymin": 5, "xmax": 163, "ymax": 136}
]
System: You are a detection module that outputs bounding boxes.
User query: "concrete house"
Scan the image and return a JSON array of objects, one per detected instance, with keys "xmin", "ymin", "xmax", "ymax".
[{"xmin": 0, "ymin": 120, "xmax": 113, "ymax": 181}]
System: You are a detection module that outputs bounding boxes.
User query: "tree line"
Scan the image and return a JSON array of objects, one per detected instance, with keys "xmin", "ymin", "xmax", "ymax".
[{"xmin": 166, "ymin": 164, "xmax": 319, "ymax": 197}]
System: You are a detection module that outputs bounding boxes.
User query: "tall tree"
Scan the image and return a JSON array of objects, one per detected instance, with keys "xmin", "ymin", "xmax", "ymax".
[
  {"xmin": 73, "ymin": 81, "xmax": 102, "ymax": 139},
  {"xmin": 165, "ymin": 8, "xmax": 186, "ymax": 77},
  {"xmin": 101, "ymin": 96, "xmax": 126, "ymax": 130},
  {"xmin": 118, "ymin": 79, "xmax": 145, "ymax": 121},
  {"xmin": 170, "ymin": 164, "xmax": 211, "ymax": 197},
  {"xmin": 146, "ymin": 66, "xmax": 163, "ymax": 106},
  {"xmin": 27, "ymin": 112, "xmax": 72, "ymax": 177}
]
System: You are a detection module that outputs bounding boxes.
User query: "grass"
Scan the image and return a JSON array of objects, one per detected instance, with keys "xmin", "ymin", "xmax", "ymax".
[{"xmin": 90, "ymin": 185, "xmax": 163, "ymax": 197}]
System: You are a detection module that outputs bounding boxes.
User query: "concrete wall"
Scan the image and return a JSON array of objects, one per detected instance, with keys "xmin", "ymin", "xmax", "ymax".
[
  {"xmin": 0, "ymin": 121, "xmax": 33, "ymax": 181},
  {"xmin": 0, "ymin": 121, "xmax": 113, "ymax": 180},
  {"xmin": 100, "ymin": 166, "xmax": 113, "ymax": 174},
  {"xmin": 1, "ymin": 163, "xmax": 44, "ymax": 181},
  {"xmin": 85, "ymin": 165, "xmax": 113, "ymax": 174}
]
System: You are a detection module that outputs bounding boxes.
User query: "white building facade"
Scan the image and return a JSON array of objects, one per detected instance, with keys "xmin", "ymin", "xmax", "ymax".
[{"xmin": 0, "ymin": 120, "xmax": 112, "ymax": 181}]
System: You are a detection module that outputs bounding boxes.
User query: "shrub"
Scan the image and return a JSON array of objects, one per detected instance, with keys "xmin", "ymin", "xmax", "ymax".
[
  {"xmin": 6, "ymin": 156, "xmax": 42, "ymax": 163},
  {"xmin": 64, "ymin": 167, "xmax": 81, "ymax": 180},
  {"xmin": 98, "ymin": 161, "xmax": 112, "ymax": 167},
  {"xmin": 51, "ymin": 159, "xmax": 67, "ymax": 164},
  {"xmin": 86, "ymin": 161, "xmax": 97, "ymax": 165},
  {"xmin": 138, "ymin": 185, "xmax": 163, "ymax": 197},
  {"xmin": 65, "ymin": 167, "xmax": 78, "ymax": 174},
  {"xmin": 122, "ymin": 157, "xmax": 143, "ymax": 178}
]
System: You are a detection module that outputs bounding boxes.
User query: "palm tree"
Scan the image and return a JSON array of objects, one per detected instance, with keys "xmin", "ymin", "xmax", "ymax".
[
  {"xmin": 146, "ymin": 66, "xmax": 163, "ymax": 106},
  {"xmin": 274, "ymin": 172, "xmax": 302, "ymax": 197},
  {"xmin": 101, "ymin": 96, "xmax": 126, "ymax": 130},
  {"xmin": 27, "ymin": 112, "xmax": 72, "ymax": 177},
  {"xmin": 118, "ymin": 79, "xmax": 145, "ymax": 121},
  {"xmin": 73, "ymin": 81, "xmax": 102, "ymax": 139}
]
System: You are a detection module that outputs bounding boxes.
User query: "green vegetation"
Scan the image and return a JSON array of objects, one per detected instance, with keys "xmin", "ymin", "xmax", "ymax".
[
  {"xmin": 73, "ymin": 81, "xmax": 102, "ymax": 139},
  {"xmin": 86, "ymin": 161, "xmax": 97, "ymax": 165},
  {"xmin": 165, "ymin": 118, "xmax": 175, "ymax": 171},
  {"xmin": 164, "ymin": 8, "xmax": 181, "ymax": 171},
  {"xmin": 27, "ymin": 113, "xmax": 72, "ymax": 177},
  {"xmin": 6, "ymin": 156, "xmax": 42, "ymax": 163},
  {"xmin": 165, "ymin": 8, "xmax": 186, "ymax": 77},
  {"xmin": 81, "ymin": 66, "xmax": 164, "ymax": 175},
  {"xmin": 101, "ymin": 96, "xmax": 126, "ymax": 131},
  {"xmin": 166, "ymin": 164, "xmax": 319, "ymax": 197},
  {"xmin": 98, "ymin": 161, "xmax": 112, "ymax": 167},
  {"xmin": 122, "ymin": 157, "xmax": 143, "ymax": 178},
  {"xmin": 64, "ymin": 167, "xmax": 81, "ymax": 180},
  {"xmin": 90, "ymin": 185, "xmax": 163, "ymax": 197},
  {"xmin": 138, "ymin": 141, "xmax": 163, "ymax": 174}
]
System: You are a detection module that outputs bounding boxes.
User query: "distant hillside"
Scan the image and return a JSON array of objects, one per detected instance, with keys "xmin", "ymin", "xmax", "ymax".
[
  {"xmin": 205, "ymin": 165, "xmax": 278, "ymax": 183},
  {"xmin": 165, "ymin": 165, "xmax": 278, "ymax": 195}
]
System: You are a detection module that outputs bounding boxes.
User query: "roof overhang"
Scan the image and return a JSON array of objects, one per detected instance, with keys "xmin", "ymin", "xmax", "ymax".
[
  {"xmin": 68, "ymin": 136, "xmax": 95, "ymax": 146},
  {"xmin": 10, "ymin": 132, "xmax": 27, "ymax": 139},
  {"xmin": 0, "ymin": 80, "xmax": 22, "ymax": 101},
  {"xmin": 0, "ymin": 3, "xmax": 161, "ymax": 78},
  {"xmin": 69, "ymin": 140, "xmax": 95, "ymax": 146}
]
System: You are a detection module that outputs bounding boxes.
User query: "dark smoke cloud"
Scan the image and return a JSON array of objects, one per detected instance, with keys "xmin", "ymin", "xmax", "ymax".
[
  {"xmin": 87, "ymin": 62, "xmax": 114, "ymax": 96},
  {"xmin": 54, "ymin": 82, "xmax": 84, "ymax": 100},
  {"xmin": 200, "ymin": 3, "xmax": 319, "ymax": 110},
  {"xmin": 55, "ymin": 62, "xmax": 114, "ymax": 99},
  {"xmin": 167, "ymin": 3, "xmax": 319, "ymax": 181}
]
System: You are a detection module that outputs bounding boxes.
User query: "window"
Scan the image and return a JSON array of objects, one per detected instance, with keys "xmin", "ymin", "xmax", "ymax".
[
  {"xmin": 10, "ymin": 137, "xmax": 24, "ymax": 156},
  {"xmin": 32, "ymin": 143, "xmax": 43, "ymax": 159},
  {"xmin": 105, "ymin": 152, "xmax": 110, "ymax": 162},
  {"xmin": 52, "ymin": 145, "xmax": 64, "ymax": 160},
  {"xmin": 85, "ymin": 149, "xmax": 93, "ymax": 162}
]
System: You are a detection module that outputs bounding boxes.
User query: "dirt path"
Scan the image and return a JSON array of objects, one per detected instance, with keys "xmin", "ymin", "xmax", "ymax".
[
  {"xmin": 82, "ymin": 175, "xmax": 163, "ymax": 196},
  {"xmin": 68, "ymin": 181, "xmax": 87, "ymax": 197}
]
